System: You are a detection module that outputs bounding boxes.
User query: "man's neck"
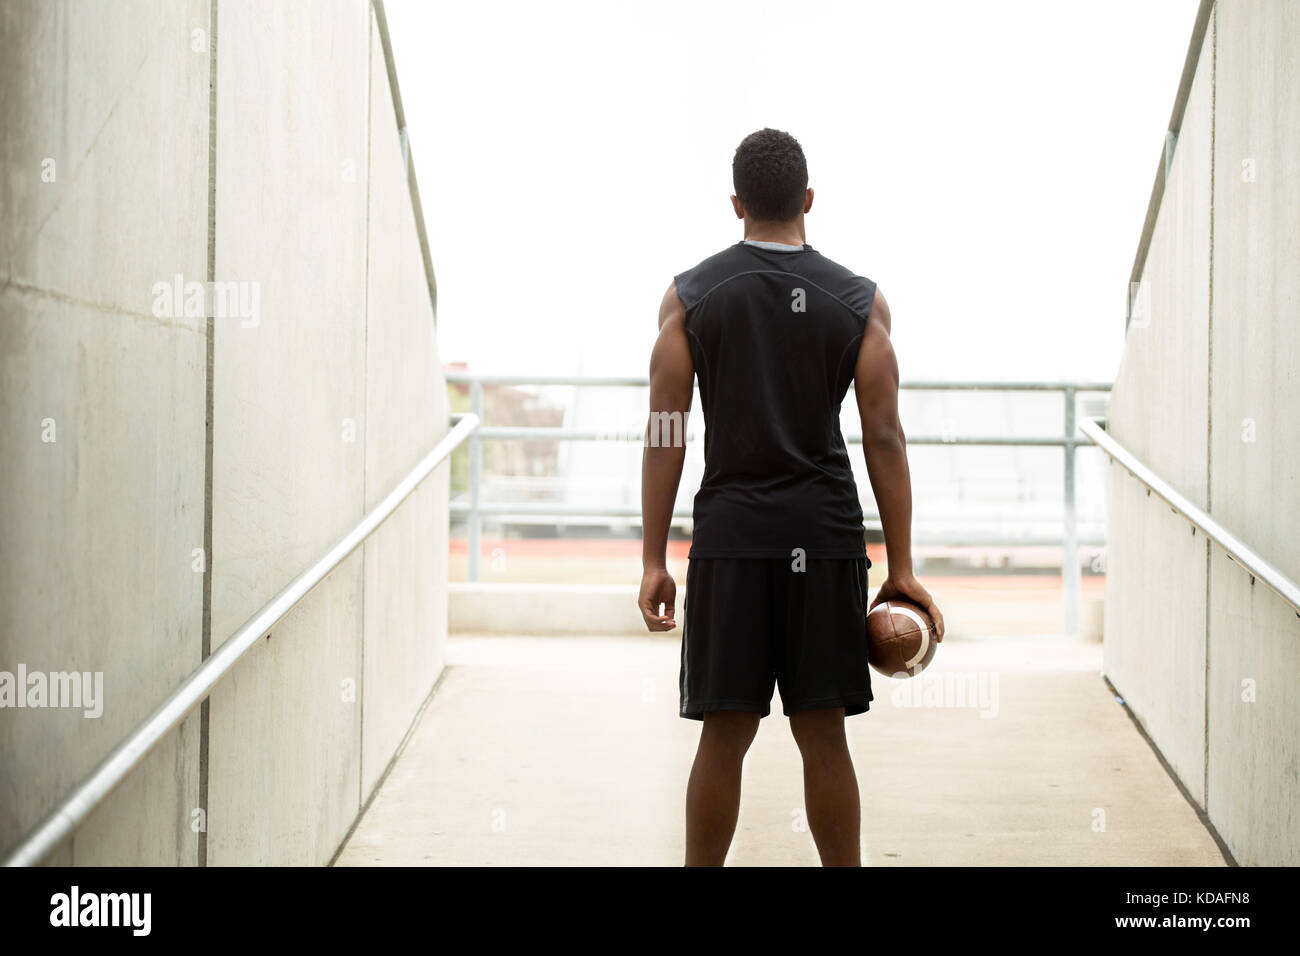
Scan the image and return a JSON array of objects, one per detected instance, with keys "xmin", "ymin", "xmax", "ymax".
[{"xmin": 743, "ymin": 219, "xmax": 805, "ymax": 246}]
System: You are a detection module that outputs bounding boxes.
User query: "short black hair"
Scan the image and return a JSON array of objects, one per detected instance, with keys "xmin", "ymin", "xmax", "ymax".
[{"xmin": 732, "ymin": 128, "xmax": 808, "ymax": 222}]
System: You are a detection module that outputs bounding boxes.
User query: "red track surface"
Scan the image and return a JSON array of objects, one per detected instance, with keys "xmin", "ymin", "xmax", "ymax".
[{"xmin": 447, "ymin": 538, "xmax": 1105, "ymax": 593}]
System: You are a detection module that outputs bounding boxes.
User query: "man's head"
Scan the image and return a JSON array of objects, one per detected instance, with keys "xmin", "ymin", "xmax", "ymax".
[{"xmin": 731, "ymin": 128, "xmax": 812, "ymax": 223}]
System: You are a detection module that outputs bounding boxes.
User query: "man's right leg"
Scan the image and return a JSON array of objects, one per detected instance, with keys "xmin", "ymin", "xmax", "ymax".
[
  {"xmin": 789, "ymin": 707, "xmax": 861, "ymax": 866},
  {"xmin": 685, "ymin": 710, "xmax": 760, "ymax": 866}
]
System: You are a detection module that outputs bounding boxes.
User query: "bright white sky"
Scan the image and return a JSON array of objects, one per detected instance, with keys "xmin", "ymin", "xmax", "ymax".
[{"xmin": 387, "ymin": 0, "xmax": 1199, "ymax": 384}]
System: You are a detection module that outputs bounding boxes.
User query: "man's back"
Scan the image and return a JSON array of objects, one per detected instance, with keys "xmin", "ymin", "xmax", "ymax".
[
  {"xmin": 638, "ymin": 127, "xmax": 943, "ymax": 867},
  {"xmin": 674, "ymin": 241, "xmax": 877, "ymax": 559}
]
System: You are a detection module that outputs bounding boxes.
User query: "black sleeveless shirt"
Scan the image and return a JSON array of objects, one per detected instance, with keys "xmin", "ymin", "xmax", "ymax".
[{"xmin": 673, "ymin": 242, "xmax": 876, "ymax": 559}]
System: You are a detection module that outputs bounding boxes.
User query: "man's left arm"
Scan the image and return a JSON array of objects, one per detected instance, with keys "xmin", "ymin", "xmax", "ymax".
[{"xmin": 639, "ymin": 281, "xmax": 694, "ymax": 631}]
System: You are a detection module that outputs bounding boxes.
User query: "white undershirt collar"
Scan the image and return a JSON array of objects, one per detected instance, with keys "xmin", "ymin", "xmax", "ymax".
[{"xmin": 742, "ymin": 239, "xmax": 807, "ymax": 252}]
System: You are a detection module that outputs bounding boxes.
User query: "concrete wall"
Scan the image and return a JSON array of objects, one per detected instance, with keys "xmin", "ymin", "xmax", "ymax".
[
  {"xmin": 0, "ymin": 0, "xmax": 211, "ymax": 865},
  {"xmin": 205, "ymin": 0, "xmax": 371, "ymax": 867},
  {"xmin": 0, "ymin": 0, "xmax": 450, "ymax": 865},
  {"xmin": 1106, "ymin": 0, "xmax": 1300, "ymax": 864},
  {"xmin": 1204, "ymin": 0, "xmax": 1300, "ymax": 866},
  {"xmin": 359, "ymin": 19, "xmax": 450, "ymax": 799},
  {"xmin": 1104, "ymin": 14, "xmax": 1213, "ymax": 808},
  {"xmin": 451, "ymin": 584, "xmax": 650, "ymax": 636}
]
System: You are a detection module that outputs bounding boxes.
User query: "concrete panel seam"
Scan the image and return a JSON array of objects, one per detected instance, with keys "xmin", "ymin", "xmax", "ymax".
[
  {"xmin": 1202, "ymin": 3, "xmax": 1215, "ymax": 814},
  {"xmin": 358, "ymin": 5, "xmax": 374, "ymax": 815},
  {"xmin": 198, "ymin": 0, "xmax": 219, "ymax": 870},
  {"xmin": 0, "ymin": 277, "xmax": 204, "ymax": 330}
]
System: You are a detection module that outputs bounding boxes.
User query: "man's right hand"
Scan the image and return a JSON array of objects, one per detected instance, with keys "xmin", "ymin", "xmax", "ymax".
[
  {"xmin": 638, "ymin": 567, "xmax": 678, "ymax": 632},
  {"xmin": 870, "ymin": 572, "xmax": 945, "ymax": 641}
]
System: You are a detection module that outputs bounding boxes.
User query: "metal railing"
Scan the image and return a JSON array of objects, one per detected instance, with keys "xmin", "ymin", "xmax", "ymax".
[
  {"xmin": 373, "ymin": 1, "xmax": 438, "ymax": 321},
  {"xmin": 1, "ymin": 415, "xmax": 479, "ymax": 867},
  {"xmin": 1127, "ymin": 0, "xmax": 1215, "ymax": 329},
  {"xmin": 1080, "ymin": 418, "xmax": 1300, "ymax": 612},
  {"xmin": 446, "ymin": 372, "xmax": 1111, "ymax": 634}
]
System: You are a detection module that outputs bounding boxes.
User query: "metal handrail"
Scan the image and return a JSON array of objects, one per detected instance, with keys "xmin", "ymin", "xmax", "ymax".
[
  {"xmin": 1127, "ymin": 0, "xmax": 1215, "ymax": 327},
  {"xmin": 446, "ymin": 373, "xmax": 1111, "ymax": 635},
  {"xmin": 1079, "ymin": 417, "xmax": 1300, "ymax": 612},
  {"xmin": 455, "ymin": 423, "xmax": 1092, "ymax": 447},
  {"xmin": 445, "ymin": 372, "xmax": 1113, "ymax": 391},
  {"xmin": 1, "ymin": 415, "xmax": 480, "ymax": 867}
]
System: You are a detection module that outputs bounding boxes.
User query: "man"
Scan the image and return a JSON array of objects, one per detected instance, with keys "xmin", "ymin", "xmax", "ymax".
[{"xmin": 638, "ymin": 128, "xmax": 945, "ymax": 867}]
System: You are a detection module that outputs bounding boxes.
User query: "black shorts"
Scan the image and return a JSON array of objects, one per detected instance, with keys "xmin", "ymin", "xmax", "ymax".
[{"xmin": 679, "ymin": 556, "xmax": 873, "ymax": 720}]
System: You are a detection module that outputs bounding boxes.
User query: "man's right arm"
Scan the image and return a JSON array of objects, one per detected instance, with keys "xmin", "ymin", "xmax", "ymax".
[{"xmin": 852, "ymin": 288, "xmax": 945, "ymax": 639}]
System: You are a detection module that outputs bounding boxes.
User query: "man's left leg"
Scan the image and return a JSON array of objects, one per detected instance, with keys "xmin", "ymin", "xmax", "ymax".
[{"xmin": 685, "ymin": 710, "xmax": 761, "ymax": 866}]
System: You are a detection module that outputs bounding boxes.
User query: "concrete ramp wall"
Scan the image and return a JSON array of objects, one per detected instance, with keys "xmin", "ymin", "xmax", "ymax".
[
  {"xmin": 1105, "ymin": 0, "xmax": 1300, "ymax": 866},
  {"xmin": 0, "ymin": 0, "xmax": 449, "ymax": 865},
  {"xmin": 1105, "ymin": 7, "xmax": 1213, "ymax": 811}
]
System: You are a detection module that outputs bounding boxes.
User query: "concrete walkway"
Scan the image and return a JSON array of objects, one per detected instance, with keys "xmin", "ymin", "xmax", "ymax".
[{"xmin": 336, "ymin": 635, "xmax": 1226, "ymax": 866}]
